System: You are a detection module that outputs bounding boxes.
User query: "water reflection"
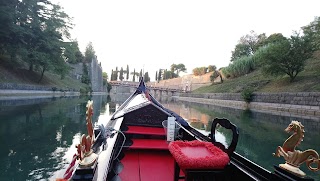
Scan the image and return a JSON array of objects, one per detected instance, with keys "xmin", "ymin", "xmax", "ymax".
[
  {"xmin": 163, "ymin": 99, "xmax": 320, "ymax": 180},
  {"xmin": 0, "ymin": 95, "xmax": 109, "ymax": 181},
  {"xmin": 0, "ymin": 94, "xmax": 319, "ymax": 181}
]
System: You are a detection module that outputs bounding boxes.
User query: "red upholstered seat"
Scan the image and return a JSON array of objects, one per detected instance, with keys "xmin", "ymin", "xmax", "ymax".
[
  {"xmin": 168, "ymin": 140, "xmax": 230, "ymax": 170},
  {"xmin": 168, "ymin": 118, "xmax": 238, "ymax": 181}
]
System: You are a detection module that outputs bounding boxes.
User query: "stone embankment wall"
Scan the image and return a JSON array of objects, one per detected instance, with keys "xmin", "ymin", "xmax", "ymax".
[
  {"xmin": 177, "ymin": 92, "xmax": 320, "ymax": 117},
  {"xmin": 109, "ymin": 86, "xmax": 132, "ymax": 94},
  {"xmin": 0, "ymin": 83, "xmax": 81, "ymax": 97},
  {"xmin": 0, "ymin": 83, "xmax": 55, "ymax": 91},
  {"xmin": 0, "ymin": 90, "xmax": 80, "ymax": 99},
  {"xmin": 181, "ymin": 101, "xmax": 320, "ymax": 132},
  {"xmin": 68, "ymin": 56, "xmax": 104, "ymax": 92},
  {"xmin": 180, "ymin": 92, "xmax": 320, "ymax": 106},
  {"xmin": 148, "ymin": 72, "xmax": 214, "ymax": 91},
  {"xmin": 89, "ymin": 57, "xmax": 103, "ymax": 92}
]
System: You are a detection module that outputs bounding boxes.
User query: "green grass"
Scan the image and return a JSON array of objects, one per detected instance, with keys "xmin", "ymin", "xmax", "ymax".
[
  {"xmin": 39, "ymin": 71, "xmax": 88, "ymax": 91},
  {"xmin": 194, "ymin": 57, "xmax": 320, "ymax": 93},
  {"xmin": 0, "ymin": 57, "xmax": 88, "ymax": 91}
]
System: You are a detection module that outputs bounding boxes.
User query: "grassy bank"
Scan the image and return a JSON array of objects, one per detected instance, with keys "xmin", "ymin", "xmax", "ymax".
[
  {"xmin": 193, "ymin": 56, "xmax": 320, "ymax": 93},
  {"xmin": 0, "ymin": 62, "xmax": 87, "ymax": 91}
]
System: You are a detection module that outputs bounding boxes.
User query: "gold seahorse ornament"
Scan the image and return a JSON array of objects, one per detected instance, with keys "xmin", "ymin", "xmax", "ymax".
[{"xmin": 273, "ymin": 120, "xmax": 320, "ymax": 177}]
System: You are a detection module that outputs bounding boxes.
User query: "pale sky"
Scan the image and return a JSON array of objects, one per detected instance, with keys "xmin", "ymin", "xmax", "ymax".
[{"xmin": 52, "ymin": 0, "xmax": 319, "ymax": 81}]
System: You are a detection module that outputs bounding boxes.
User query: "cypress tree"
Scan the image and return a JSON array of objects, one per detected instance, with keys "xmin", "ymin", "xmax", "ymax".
[
  {"xmin": 133, "ymin": 69, "xmax": 136, "ymax": 82},
  {"xmin": 115, "ymin": 67, "xmax": 118, "ymax": 81},
  {"xmin": 119, "ymin": 67, "xmax": 124, "ymax": 81},
  {"xmin": 126, "ymin": 65, "xmax": 129, "ymax": 80}
]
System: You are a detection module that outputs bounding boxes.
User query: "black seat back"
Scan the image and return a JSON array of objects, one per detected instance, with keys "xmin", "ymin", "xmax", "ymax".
[{"xmin": 210, "ymin": 118, "xmax": 239, "ymax": 156}]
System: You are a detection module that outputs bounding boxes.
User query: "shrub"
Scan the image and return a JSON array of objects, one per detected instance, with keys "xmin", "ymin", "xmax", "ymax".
[
  {"xmin": 192, "ymin": 67, "xmax": 208, "ymax": 76},
  {"xmin": 222, "ymin": 56, "xmax": 257, "ymax": 78},
  {"xmin": 80, "ymin": 86, "xmax": 92, "ymax": 95},
  {"xmin": 241, "ymin": 88, "xmax": 254, "ymax": 103},
  {"xmin": 210, "ymin": 71, "xmax": 220, "ymax": 82},
  {"xmin": 106, "ymin": 82, "xmax": 112, "ymax": 93}
]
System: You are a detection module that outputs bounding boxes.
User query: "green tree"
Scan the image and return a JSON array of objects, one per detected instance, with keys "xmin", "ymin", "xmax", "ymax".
[
  {"xmin": 163, "ymin": 70, "xmax": 177, "ymax": 79},
  {"xmin": 84, "ymin": 42, "xmax": 95, "ymax": 63},
  {"xmin": 119, "ymin": 67, "xmax": 124, "ymax": 81},
  {"xmin": 208, "ymin": 65, "xmax": 216, "ymax": 72},
  {"xmin": 210, "ymin": 66, "xmax": 223, "ymax": 83},
  {"xmin": 170, "ymin": 63, "xmax": 186, "ymax": 75},
  {"xmin": 103, "ymin": 72, "xmax": 112, "ymax": 93},
  {"xmin": 0, "ymin": 0, "xmax": 22, "ymax": 59},
  {"xmin": 64, "ymin": 41, "xmax": 83, "ymax": 64},
  {"xmin": 239, "ymin": 30, "xmax": 266, "ymax": 54},
  {"xmin": 110, "ymin": 69, "xmax": 114, "ymax": 81},
  {"xmin": 255, "ymin": 33, "xmax": 268, "ymax": 49},
  {"xmin": 106, "ymin": 82, "xmax": 112, "ymax": 93},
  {"xmin": 231, "ymin": 30, "xmax": 267, "ymax": 61},
  {"xmin": 192, "ymin": 67, "xmax": 207, "ymax": 76},
  {"xmin": 144, "ymin": 72, "xmax": 150, "ymax": 82},
  {"xmin": 302, "ymin": 16, "xmax": 320, "ymax": 50},
  {"xmin": 126, "ymin": 64, "xmax": 129, "ymax": 80},
  {"xmin": 177, "ymin": 63, "xmax": 187, "ymax": 74},
  {"xmin": 33, "ymin": 3, "xmax": 72, "ymax": 82},
  {"xmin": 18, "ymin": 1, "xmax": 72, "ymax": 81},
  {"xmin": 0, "ymin": 0, "xmax": 73, "ymax": 82},
  {"xmin": 170, "ymin": 64, "xmax": 176, "ymax": 72},
  {"xmin": 157, "ymin": 69, "xmax": 162, "ymax": 82},
  {"xmin": 163, "ymin": 69, "xmax": 167, "ymax": 80},
  {"xmin": 230, "ymin": 43, "xmax": 251, "ymax": 62},
  {"xmin": 54, "ymin": 52, "xmax": 71, "ymax": 80},
  {"xmin": 155, "ymin": 71, "xmax": 158, "ymax": 81},
  {"xmin": 102, "ymin": 72, "xmax": 108, "ymax": 86},
  {"xmin": 114, "ymin": 67, "xmax": 118, "ymax": 81},
  {"xmin": 131, "ymin": 69, "xmax": 136, "ymax": 82},
  {"xmin": 81, "ymin": 63, "xmax": 90, "ymax": 84},
  {"xmin": 257, "ymin": 33, "xmax": 314, "ymax": 82},
  {"xmin": 264, "ymin": 33, "xmax": 287, "ymax": 45}
]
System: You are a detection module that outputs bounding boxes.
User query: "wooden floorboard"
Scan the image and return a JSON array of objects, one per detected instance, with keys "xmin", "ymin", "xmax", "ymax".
[
  {"xmin": 118, "ymin": 151, "xmax": 140, "ymax": 181},
  {"xmin": 119, "ymin": 150, "xmax": 174, "ymax": 181},
  {"xmin": 139, "ymin": 151, "xmax": 174, "ymax": 181}
]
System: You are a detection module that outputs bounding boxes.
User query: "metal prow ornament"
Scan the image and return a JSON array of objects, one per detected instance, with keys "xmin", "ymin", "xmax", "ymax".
[
  {"xmin": 76, "ymin": 100, "xmax": 98, "ymax": 167},
  {"xmin": 273, "ymin": 120, "xmax": 320, "ymax": 177}
]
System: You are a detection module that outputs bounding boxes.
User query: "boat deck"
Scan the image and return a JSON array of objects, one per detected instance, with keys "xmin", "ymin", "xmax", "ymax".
[
  {"xmin": 119, "ymin": 150, "xmax": 175, "ymax": 181},
  {"xmin": 116, "ymin": 125, "xmax": 182, "ymax": 181}
]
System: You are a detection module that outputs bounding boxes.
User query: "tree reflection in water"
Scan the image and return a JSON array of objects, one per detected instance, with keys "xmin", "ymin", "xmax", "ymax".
[
  {"xmin": 0, "ymin": 95, "xmax": 109, "ymax": 181},
  {"xmin": 1, "ymin": 94, "xmax": 319, "ymax": 181}
]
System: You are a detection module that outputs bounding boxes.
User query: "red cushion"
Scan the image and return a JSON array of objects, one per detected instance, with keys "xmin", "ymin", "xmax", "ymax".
[{"xmin": 168, "ymin": 140, "xmax": 230, "ymax": 169}]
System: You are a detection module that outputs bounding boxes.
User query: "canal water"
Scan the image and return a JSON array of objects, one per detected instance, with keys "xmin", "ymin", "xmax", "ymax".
[{"xmin": 0, "ymin": 94, "xmax": 319, "ymax": 181}]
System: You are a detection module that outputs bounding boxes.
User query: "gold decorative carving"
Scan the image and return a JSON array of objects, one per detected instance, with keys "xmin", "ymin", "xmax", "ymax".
[
  {"xmin": 273, "ymin": 120, "xmax": 320, "ymax": 177},
  {"xmin": 86, "ymin": 100, "xmax": 95, "ymax": 144},
  {"xmin": 75, "ymin": 100, "xmax": 97, "ymax": 167}
]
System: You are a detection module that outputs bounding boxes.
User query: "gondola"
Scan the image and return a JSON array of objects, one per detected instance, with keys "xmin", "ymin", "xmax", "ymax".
[{"xmin": 56, "ymin": 77, "xmax": 318, "ymax": 181}]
